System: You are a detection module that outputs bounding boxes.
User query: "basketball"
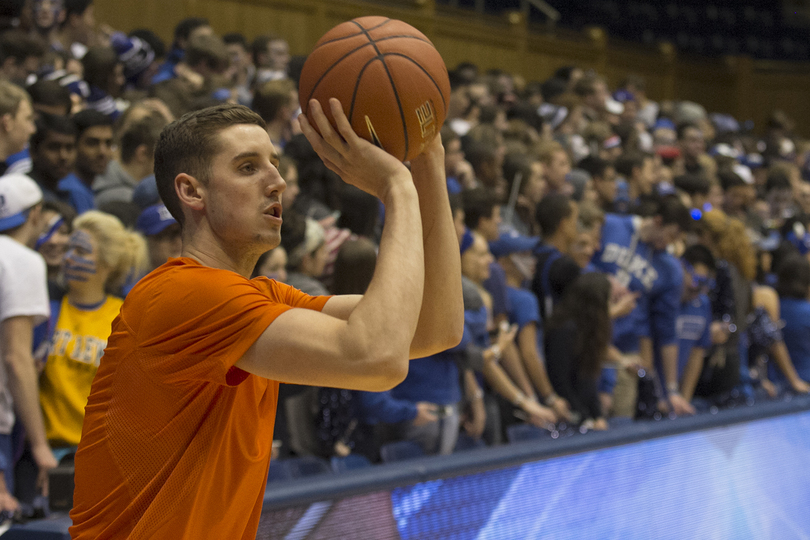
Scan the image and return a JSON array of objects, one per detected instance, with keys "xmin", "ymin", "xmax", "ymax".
[{"xmin": 299, "ymin": 16, "xmax": 451, "ymax": 162}]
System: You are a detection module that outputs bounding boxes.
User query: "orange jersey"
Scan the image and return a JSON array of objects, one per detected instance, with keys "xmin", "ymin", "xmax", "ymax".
[{"xmin": 69, "ymin": 258, "xmax": 329, "ymax": 539}]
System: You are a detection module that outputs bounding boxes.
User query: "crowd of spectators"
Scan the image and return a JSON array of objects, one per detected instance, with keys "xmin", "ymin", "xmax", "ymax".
[{"xmin": 1, "ymin": 0, "xmax": 810, "ymax": 517}]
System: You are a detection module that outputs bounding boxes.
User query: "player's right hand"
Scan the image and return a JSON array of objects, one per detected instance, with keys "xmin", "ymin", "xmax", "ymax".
[{"xmin": 299, "ymin": 98, "xmax": 411, "ymax": 201}]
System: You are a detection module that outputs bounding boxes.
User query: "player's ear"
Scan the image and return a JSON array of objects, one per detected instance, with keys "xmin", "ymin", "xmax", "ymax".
[{"xmin": 175, "ymin": 173, "xmax": 205, "ymax": 213}]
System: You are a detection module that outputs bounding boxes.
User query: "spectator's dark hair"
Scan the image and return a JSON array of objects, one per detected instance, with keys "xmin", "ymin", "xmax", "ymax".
[
  {"xmin": 251, "ymin": 35, "xmax": 276, "ymax": 66},
  {"xmin": 440, "ymin": 124, "xmax": 459, "ymax": 148},
  {"xmin": 573, "ymin": 74, "xmax": 604, "ymax": 98},
  {"xmin": 462, "ymin": 187, "xmax": 498, "ymax": 230},
  {"xmin": 766, "ymin": 169, "xmax": 792, "ymax": 193},
  {"xmin": 30, "ymin": 114, "xmax": 77, "ymax": 153},
  {"xmin": 82, "ymin": 46, "xmax": 119, "ymax": 90},
  {"xmin": 502, "ymin": 152, "xmax": 535, "ymax": 197},
  {"xmin": 154, "ymin": 103, "xmax": 266, "ymax": 226},
  {"xmin": 337, "ymin": 185, "xmax": 378, "ymax": 238},
  {"xmin": 464, "ymin": 141, "xmax": 497, "ymax": 173},
  {"xmin": 278, "ymin": 210, "xmax": 306, "ymax": 267},
  {"xmin": 577, "ymin": 155, "xmax": 611, "ymax": 180},
  {"xmin": 130, "ymin": 29, "xmax": 166, "ymax": 59},
  {"xmin": 332, "ymin": 238, "xmax": 377, "ymax": 295},
  {"xmin": 682, "ymin": 244, "xmax": 716, "ymax": 271},
  {"xmin": 223, "ymin": 32, "xmax": 247, "ymax": 48},
  {"xmin": 64, "ymin": 0, "xmax": 92, "ymax": 19},
  {"xmin": 185, "ymin": 34, "xmax": 229, "ymax": 73},
  {"xmin": 620, "ymin": 74, "xmax": 646, "ymax": 92},
  {"xmin": 174, "ymin": 17, "xmax": 209, "ymax": 44},
  {"xmin": 120, "ymin": 119, "xmax": 162, "ymax": 164},
  {"xmin": 776, "ymin": 253, "xmax": 810, "ymax": 299},
  {"xmin": 42, "ymin": 199, "xmax": 77, "ymax": 231},
  {"xmin": 547, "ymin": 272, "xmax": 612, "ymax": 376},
  {"xmin": 718, "ymin": 170, "xmax": 746, "ymax": 191},
  {"xmin": 673, "ymin": 173, "xmax": 710, "ymax": 196},
  {"xmin": 26, "ymin": 79, "xmax": 71, "ymax": 113},
  {"xmin": 252, "ymin": 78, "xmax": 295, "ymax": 123},
  {"xmin": 677, "ymin": 122, "xmax": 700, "ymax": 140},
  {"xmin": 553, "ymin": 65, "xmax": 578, "ymax": 82},
  {"xmin": 653, "ymin": 194, "xmax": 693, "ymax": 232},
  {"xmin": 540, "ymin": 77, "xmax": 567, "ymax": 103},
  {"xmin": 506, "ymin": 100, "xmax": 544, "ymax": 132},
  {"xmin": 614, "ymin": 152, "xmax": 649, "ymax": 178},
  {"xmin": 536, "ymin": 194, "xmax": 574, "ymax": 237},
  {"xmin": 449, "ymin": 192, "xmax": 462, "ymax": 216},
  {"xmin": 73, "ymin": 109, "xmax": 112, "ymax": 138},
  {"xmin": 96, "ymin": 201, "xmax": 141, "ymax": 229},
  {"xmin": 0, "ymin": 30, "xmax": 45, "ymax": 63}
]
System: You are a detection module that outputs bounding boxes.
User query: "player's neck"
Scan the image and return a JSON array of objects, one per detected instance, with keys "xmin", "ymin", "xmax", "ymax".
[{"xmin": 181, "ymin": 234, "xmax": 262, "ymax": 279}]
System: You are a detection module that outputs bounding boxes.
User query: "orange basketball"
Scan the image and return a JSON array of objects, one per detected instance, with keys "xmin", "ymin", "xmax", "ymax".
[{"xmin": 299, "ymin": 16, "xmax": 451, "ymax": 162}]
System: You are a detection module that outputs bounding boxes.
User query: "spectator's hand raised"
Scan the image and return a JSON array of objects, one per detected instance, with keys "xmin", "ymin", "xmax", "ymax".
[
  {"xmin": 299, "ymin": 99, "xmax": 411, "ymax": 201},
  {"xmin": 412, "ymin": 402, "xmax": 439, "ymax": 427}
]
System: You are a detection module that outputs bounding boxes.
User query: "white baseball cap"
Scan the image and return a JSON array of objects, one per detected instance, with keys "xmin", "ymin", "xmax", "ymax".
[{"xmin": 0, "ymin": 173, "xmax": 43, "ymax": 232}]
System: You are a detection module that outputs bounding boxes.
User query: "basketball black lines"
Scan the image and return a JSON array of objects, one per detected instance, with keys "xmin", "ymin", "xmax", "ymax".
[
  {"xmin": 350, "ymin": 19, "xmax": 409, "ymax": 161},
  {"xmin": 303, "ymin": 35, "xmax": 435, "ymax": 111},
  {"xmin": 312, "ymin": 18, "xmax": 391, "ymax": 50}
]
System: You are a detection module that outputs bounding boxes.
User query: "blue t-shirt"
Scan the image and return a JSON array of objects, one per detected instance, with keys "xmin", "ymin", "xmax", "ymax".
[
  {"xmin": 654, "ymin": 295, "xmax": 711, "ymax": 389},
  {"xmin": 593, "ymin": 214, "xmax": 683, "ymax": 353},
  {"xmin": 483, "ymin": 262, "xmax": 511, "ymax": 318},
  {"xmin": 506, "ymin": 285, "xmax": 544, "ymax": 357},
  {"xmin": 771, "ymin": 298, "xmax": 810, "ymax": 384},
  {"xmin": 390, "ymin": 330, "xmax": 469, "ymax": 406},
  {"xmin": 53, "ymin": 173, "xmax": 95, "ymax": 214}
]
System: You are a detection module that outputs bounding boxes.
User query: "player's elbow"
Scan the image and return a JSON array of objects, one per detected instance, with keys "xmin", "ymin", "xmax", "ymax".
[
  {"xmin": 364, "ymin": 353, "xmax": 409, "ymax": 391},
  {"xmin": 445, "ymin": 315, "xmax": 464, "ymax": 350}
]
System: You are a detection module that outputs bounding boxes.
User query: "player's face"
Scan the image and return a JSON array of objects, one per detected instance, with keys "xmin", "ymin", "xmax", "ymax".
[{"xmin": 204, "ymin": 124, "xmax": 286, "ymax": 251}]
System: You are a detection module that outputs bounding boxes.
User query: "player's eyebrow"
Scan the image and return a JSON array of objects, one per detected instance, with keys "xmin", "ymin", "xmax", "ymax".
[{"xmin": 231, "ymin": 151, "xmax": 260, "ymax": 162}]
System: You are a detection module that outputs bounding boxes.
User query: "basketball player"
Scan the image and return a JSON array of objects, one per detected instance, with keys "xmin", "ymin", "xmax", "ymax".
[{"xmin": 69, "ymin": 99, "xmax": 463, "ymax": 538}]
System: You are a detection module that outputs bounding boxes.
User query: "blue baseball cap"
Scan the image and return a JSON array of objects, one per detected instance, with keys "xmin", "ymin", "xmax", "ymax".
[
  {"xmin": 489, "ymin": 231, "xmax": 539, "ymax": 258},
  {"xmin": 135, "ymin": 204, "xmax": 178, "ymax": 236}
]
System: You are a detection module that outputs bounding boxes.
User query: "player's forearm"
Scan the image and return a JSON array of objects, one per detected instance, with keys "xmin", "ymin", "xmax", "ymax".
[
  {"xmin": 347, "ymin": 179, "xmax": 424, "ymax": 364},
  {"xmin": 408, "ymin": 146, "xmax": 464, "ymax": 357},
  {"xmin": 4, "ymin": 351, "xmax": 49, "ymax": 450}
]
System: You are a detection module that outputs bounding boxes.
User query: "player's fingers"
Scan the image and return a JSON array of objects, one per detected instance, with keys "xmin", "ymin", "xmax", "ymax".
[
  {"xmin": 298, "ymin": 111, "xmax": 344, "ymax": 167},
  {"xmin": 328, "ymin": 98, "xmax": 360, "ymax": 146},
  {"xmin": 308, "ymin": 99, "xmax": 350, "ymax": 154}
]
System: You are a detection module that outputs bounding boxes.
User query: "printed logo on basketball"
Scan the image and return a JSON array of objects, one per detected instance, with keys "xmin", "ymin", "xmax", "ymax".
[
  {"xmin": 415, "ymin": 100, "xmax": 436, "ymax": 139},
  {"xmin": 365, "ymin": 115, "xmax": 383, "ymax": 148}
]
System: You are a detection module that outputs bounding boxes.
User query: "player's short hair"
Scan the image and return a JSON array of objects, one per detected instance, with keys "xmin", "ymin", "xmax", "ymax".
[{"xmin": 154, "ymin": 103, "xmax": 266, "ymax": 226}]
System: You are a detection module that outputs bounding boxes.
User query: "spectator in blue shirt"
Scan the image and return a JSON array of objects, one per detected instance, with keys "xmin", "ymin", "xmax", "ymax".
[
  {"xmin": 593, "ymin": 195, "xmax": 694, "ymax": 415},
  {"xmin": 151, "ymin": 17, "xmax": 212, "ymax": 85},
  {"xmin": 771, "ymin": 254, "xmax": 810, "ymax": 391}
]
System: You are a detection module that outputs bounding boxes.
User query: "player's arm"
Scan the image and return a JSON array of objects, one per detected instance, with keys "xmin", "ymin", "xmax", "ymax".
[
  {"xmin": 1, "ymin": 317, "xmax": 57, "ymax": 485},
  {"xmin": 236, "ymin": 99, "xmax": 424, "ymax": 391},
  {"xmin": 407, "ymin": 137, "xmax": 464, "ymax": 357},
  {"xmin": 319, "ymin": 136, "xmax": 464, "ymax": 358}
]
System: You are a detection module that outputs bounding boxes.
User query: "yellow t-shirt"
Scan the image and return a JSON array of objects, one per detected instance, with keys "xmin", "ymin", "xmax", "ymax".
[{"xmin": 39, "ymin": 295, "xmax": 123, "ymax": 447}]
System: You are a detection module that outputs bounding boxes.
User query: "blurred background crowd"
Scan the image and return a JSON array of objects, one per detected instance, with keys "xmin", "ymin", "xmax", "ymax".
[{"xmin": 2, "ymin": 0, "xmax": 810, "ymax": 516}]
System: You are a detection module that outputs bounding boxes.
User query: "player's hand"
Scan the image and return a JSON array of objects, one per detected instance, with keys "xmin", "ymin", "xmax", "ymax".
[
  {"xmin": 31, "ymin": 443, "xmax": 58, "ymax": 497},
  {"xmin": 299, "ymin": 98, "xmax": 411, "ymax": 201},
  {"xmin": 669, "ymin": 393, "xmax": 696, "ymax": 416},
  {"xmin": 412, "ymin": 402, "xmax": 439, "ymax": 427}
]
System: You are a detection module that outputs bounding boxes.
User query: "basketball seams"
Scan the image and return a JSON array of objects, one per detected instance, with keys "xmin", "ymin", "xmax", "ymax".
[
  {"xmin": 380, "ymin": 52, "xmax": 448, "ymax": 116},
  {"xmin": 350, "ymin": 20, "xmax": 409, "ymax": 161},
  {"xmin": 313, "ymin": 18, "xmax": 391, "ymax": 50},
  {"xmin": 348, "ymin": 56, "xmax": 382, "ymax": 125},
  {"xmin": 303, "ymin": 41, "xmax": 378, "ymax": 106}
]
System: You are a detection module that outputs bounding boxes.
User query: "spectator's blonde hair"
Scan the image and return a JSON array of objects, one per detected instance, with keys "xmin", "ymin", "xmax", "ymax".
[
  {"xmin": 699, "ymin": 209, "xmax": 757, "ymax": 281},
  {"xmin": 73, "ymin": 211, "xmax": 149, "ymax": 293},
  {"xmin": 0, "ymin": 80, "xmax": 29, "ymax": 117}
]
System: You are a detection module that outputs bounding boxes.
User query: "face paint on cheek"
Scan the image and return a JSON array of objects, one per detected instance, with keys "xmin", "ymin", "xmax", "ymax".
[{"xmin": 63, "ymin": 230, "xmax": 98, "ymax": 282}]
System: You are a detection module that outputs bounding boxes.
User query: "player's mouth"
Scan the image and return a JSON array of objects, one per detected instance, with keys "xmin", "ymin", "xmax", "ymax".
[{"xmin": 264, "ymin": 203, "xmax": 283, "ymax": 223}]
